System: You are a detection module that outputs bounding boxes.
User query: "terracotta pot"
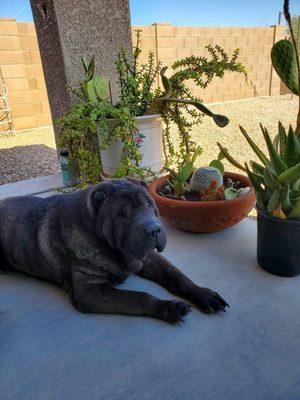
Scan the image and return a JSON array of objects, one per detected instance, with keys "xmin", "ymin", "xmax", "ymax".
[{"xmin": 148, "ymin": 172, "xmax": 255, "ymax": 233}]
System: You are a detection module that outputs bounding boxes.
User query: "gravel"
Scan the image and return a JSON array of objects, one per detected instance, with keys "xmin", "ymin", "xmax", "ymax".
[
  {"xmin": 182, "ymin": 94, "xmax": 298, "ymax": 171},
  {"xmin": 0, "ymin": 95, "xmax": 298, "ymax": 186},
  {"xmin": 0, "ymin": 126, "xmax": 60, "ymax": 185}
]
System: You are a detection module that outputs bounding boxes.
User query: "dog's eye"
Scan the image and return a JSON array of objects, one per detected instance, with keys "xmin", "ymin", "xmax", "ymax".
[{"xmin": 146, "ymin": 198, "xmax": 153, "ymax": 207}]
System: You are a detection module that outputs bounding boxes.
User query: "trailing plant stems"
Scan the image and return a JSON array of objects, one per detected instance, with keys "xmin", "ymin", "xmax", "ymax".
[{"xmin": 284, "ymin": 0, "xmax": 300, "ymax": 134}]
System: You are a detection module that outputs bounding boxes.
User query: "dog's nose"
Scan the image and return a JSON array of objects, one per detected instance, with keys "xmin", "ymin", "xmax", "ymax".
[{"xmin": 145, "ymin": 223, "xmax": 161, "ymax": 239}]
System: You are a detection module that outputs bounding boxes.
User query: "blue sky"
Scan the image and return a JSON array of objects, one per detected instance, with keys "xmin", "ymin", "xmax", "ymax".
[{"xmin": 0, "ymin": 0, "xmax": 298, "ymax": 26}]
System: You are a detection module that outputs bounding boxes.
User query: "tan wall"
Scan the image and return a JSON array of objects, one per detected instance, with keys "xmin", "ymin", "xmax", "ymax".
[
  {"xmin": 134, "ymin": 23, "xmax": 286, "ymax": 103},
  {"xmin": 0, "ymin": 19, "xmax": 285, "ymax": 131},
  {"xmin": 0, "ymin": 18, "xmax": 51, "ymax": 131}
]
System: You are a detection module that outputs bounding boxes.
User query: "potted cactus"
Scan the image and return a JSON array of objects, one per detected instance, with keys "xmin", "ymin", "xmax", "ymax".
[
  {"xmin": 148, "ymin": 162, "xmax": 255, "ymax": 233},
  {"xmin": 217, "ymin": 0, "xmax": 300, "ymax": 277}
]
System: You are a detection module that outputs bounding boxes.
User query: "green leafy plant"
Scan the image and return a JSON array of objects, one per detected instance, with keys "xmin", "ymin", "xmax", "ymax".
[
  {"xmin": 58, "ymin": 31, "xmax": 161, "ymax": 183},
  {"xmin": 59, "ymin": 30, "xmax": 247, "ymax": 185},
  {"xmin": 209, "ymin": 148, "xmax": 228, "ymax": 175},
  {"xmin": 218, "ymin": 123, "xmax": 300, "ymax": 219},
  {"xmin": 166, "ymin": 149, "xmax": 202, "ymax": 197},
  {"xmin": 159, "ymin": 45, "xmax": 248, "ymax": 168}
]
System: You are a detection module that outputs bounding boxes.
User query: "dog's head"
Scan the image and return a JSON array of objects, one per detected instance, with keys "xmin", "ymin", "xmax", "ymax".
[{"xmin": 87, "ymin": 178, "xmax": 166, "ymax": 260}]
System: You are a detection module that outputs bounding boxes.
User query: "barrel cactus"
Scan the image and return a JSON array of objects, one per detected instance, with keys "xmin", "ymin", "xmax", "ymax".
[{"xmin": 191, "ymin": 166, "xmax": 223, "ymax": 192}]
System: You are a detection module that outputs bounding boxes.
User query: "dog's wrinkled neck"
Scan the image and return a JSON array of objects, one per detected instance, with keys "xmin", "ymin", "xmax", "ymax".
[{"xmin": 121, "ymin": 253, "xmax": 144, "ymax": 273}]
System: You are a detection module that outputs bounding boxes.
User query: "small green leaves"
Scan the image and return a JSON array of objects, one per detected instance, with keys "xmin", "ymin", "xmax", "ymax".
[
  {"xmin": 210, "ymin": 159, "xmax": 225, "ymax": 175},
  {"xmin": 178, "ymin": 161, "xmax": 194, "ymax": 183},
  {"xmin": 225, "ymin": 188, "xmax": 239, "ymax": 200}
]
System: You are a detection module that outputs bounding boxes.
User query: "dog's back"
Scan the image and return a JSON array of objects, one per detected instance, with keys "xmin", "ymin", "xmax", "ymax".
[{"xmin": 0, "ymin": 195, "xmax": 69, "ymax": 285}]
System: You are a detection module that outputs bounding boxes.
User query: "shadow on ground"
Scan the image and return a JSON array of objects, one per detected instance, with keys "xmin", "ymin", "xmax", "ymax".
[{"xmin": 0, "ymin": 145, "xmax": 60, "ymax": 185}]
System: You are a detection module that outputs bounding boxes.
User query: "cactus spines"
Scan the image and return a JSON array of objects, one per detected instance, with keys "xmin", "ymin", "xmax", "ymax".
[{"xmin": 191, "ymin": 166, "xmax": 223, "ymax": 193}]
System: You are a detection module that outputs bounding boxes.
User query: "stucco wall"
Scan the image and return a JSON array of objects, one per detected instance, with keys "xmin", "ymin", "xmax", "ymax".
[{"xmin": 0, "ymin": 19, "xmax": 285, "ymax": 131}]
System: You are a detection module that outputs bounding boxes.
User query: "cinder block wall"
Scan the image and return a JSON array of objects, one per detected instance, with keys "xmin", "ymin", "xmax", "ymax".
[
  {"xmin": 0, "ymin": 18, "xmax": 51, "ymax": 131},
  {"xmin": 134, "ymin": 23, "xmax": 286, "ymax": 103},
  {"xmin": 0, "ymin": 19, "xmax": 285, "ymax": 131}
]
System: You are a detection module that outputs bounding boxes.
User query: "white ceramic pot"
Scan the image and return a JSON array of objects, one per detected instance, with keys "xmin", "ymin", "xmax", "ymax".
[{"xmin": 98, "ymin": 114, "xmax": 163, "ymax": 178}]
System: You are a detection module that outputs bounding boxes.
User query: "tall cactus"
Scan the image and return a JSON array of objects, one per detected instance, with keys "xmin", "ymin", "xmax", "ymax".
[{"xmin": 271, "ymin": 0, "xmax": 300, "ymax": 134}]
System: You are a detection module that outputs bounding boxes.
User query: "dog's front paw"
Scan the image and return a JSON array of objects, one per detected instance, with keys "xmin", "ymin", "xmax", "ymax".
[
  {"xmin": 158, "ymin": 300, "xmax": 192, "ymax": 323},
  {"xmin": 192, "ymin": 287, "xmax": 229, "ymax": 314}
]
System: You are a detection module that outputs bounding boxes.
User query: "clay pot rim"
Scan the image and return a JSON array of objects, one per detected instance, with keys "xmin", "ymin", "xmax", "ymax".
[{"xmin": 148, "ymin": 172, "xmax": 255, "ymax": 208}]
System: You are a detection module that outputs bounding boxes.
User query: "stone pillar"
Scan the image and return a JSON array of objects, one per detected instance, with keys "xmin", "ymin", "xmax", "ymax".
[{"xmin": 29, "ymin": 0, "xmax": 132, "ymax": 146}]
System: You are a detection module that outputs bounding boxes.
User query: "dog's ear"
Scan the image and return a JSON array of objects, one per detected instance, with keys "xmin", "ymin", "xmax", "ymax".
[{"xmin": 87, "ymin": 181, "xmax": 114, "ymax": 217}]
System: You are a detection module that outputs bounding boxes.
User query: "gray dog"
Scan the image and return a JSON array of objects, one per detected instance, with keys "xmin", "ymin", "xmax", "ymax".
[{"xmin": 0, "ymin": 178, "xmax": 228, "ymax": 323}]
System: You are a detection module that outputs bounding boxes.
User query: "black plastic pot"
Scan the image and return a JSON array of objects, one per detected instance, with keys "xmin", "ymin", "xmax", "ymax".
[{"xmin": 257, "ymin": 208, "xmax": 300, "ymax": 277}]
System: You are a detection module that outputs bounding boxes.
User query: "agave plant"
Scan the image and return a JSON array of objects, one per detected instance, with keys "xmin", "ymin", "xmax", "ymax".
[{"xmin": 218, "ymin": 122, "xmax": 300, "ymax": 219}]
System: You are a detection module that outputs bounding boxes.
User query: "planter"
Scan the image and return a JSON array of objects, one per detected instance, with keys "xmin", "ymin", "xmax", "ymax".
[
  {"xmin": 148, "ymin": 172, "xmax": 255, "ymax": 233},
  {"xmin": 98, "ymin": 114, "xmax": 163, "ymax": 178},
  {"xmin": 257, "ymin": 208, "xmax": 300, "ymax": 277}
]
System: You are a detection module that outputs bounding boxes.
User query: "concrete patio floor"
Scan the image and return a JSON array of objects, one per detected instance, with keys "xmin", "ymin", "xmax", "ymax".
[{"xmin": 0, "ymin": 180, "xmax": 299, "ymax": 400}]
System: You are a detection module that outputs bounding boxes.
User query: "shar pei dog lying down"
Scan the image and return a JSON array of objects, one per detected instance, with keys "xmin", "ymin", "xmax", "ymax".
[{"xmin": 0, "ymin": 178, "xmax": 228, "ymax": 323}]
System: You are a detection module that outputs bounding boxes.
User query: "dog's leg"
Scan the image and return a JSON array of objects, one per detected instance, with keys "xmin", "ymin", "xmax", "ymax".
[
  {"xmin": 71, "ymin": 270, "xmax": 191, "ymax": 323},
  {"xmin": 137, "ymin": 251, "xmax": 229, "ymax": 314}
]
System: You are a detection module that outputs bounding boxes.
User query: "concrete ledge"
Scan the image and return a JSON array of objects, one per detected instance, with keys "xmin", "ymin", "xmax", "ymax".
[{"xmin": 0, "ymin": 173, "xmax": 64, "ymax": 200}]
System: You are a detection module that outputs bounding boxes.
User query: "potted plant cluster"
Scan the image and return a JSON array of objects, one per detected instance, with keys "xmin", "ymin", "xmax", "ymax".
[
  {"xmin": 148, "ymin": 160, "xmax": 255, "ymax": 233},
  {"xmin": 58, "ymin": 31, "xmax": 248, "ymax": 185},
  {"xmin": 148, "ymin": 47, "xmax": 255, "ymax": 233},
  {"xmin": 217, "ymin": 0, "xmax": 300, "ymax": 277}
]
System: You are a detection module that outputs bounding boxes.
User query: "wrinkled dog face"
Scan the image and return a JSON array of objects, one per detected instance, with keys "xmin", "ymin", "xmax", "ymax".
[{"xmin": 88, "ymin": 178, "xmax": 166, "ymax": 260}]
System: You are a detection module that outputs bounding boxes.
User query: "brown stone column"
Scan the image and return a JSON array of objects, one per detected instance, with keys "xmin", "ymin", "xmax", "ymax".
[{"xmin": 29, "ymin": 0, "xmax": 132, "ymax": 147}]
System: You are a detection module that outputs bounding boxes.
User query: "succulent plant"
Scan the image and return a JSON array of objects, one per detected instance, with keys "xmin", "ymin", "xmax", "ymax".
[
  {"xmin": 271, "ymin": 39, "xmax": 299, "ymax": 96},
  {"xmin": 191, "ymin": 166, "xmax": 223, "ymax": 193},
  {"xmin": 224, "ymin": 186, "xmax": 250, "ymax": 200},
  {"xmin": 79, "ymin": 56, "xmax": 111, "ymax": 104},
  {"xmin": 271, "ymin": 0, "xmax": 300, "ymax": 134},
  {"xmin": 148, "ymin": 67, "xmax": 229, "ymax": 129},
  {"xmin": 167, "ymin": 149, "xmax": 203, "ymax": 197},
  {"xmin": 199, "ymin": 180, "xmax": 225, "ymax": 201},
  {"xmin": 218, "ymin": 123, "xmax": 300, "ymax": 219}
]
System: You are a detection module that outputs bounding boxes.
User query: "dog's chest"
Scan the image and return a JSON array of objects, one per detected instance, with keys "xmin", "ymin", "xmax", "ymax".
[{"xmin": 74, "ymin": 243, "xmax": 130, "ymax": 283}]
